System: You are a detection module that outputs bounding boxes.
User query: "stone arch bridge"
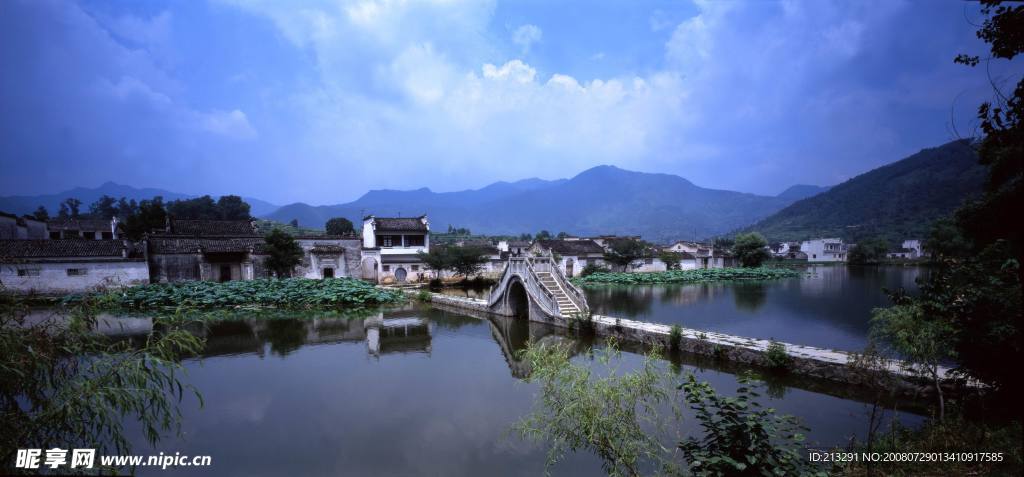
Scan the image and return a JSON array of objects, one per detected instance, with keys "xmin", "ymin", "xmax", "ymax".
[{"xmin": 487, "ymin": 256, "xmax": 590, "ymax": 324}]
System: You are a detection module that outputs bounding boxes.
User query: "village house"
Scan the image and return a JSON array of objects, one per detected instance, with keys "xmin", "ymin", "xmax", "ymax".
[
  {"xmin": 361, "ymin": 215, "xmax": 431, "ymax": 283},
  {"xmin": 664, "ymin": 240, "xmax": 705, "ymax": 254},
  {"xmin": 529, "ymin": 239, "xmax": 606, "ymax": 278},
  {"xmin": 47, "ymin": 217, "xmax": 121, "ymax": 240},
  {"xmin": 0, "ymin": 239, "xmax": 148, "ymax": 294},
  {"xmin": 801, "ymin": 238, "xmax": 848, "ymax": 262},
  {"xmin": 146, "ymin": 219, "xmax": 268, "ymax": 282},
  {"xmin": 0, "ymin": 212, "xmax": 47, "ymax": 239},
  {"xmin": 496, "ymin": 239, "xmax": 530, "ymax": 257}
]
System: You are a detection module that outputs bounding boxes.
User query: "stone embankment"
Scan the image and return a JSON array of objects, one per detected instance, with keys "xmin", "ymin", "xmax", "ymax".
[{"xmin": 420, "ymin": 291, "xmax": 963, "ymax": 396}]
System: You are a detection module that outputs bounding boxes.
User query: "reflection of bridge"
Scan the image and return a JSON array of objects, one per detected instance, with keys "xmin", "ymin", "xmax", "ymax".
[{"xmin": 486, "ymin": 256, "xmax": 590, "ymax": 324}]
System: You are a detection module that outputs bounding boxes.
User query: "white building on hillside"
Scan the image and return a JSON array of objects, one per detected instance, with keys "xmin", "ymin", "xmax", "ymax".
[{"xmin": 800, "ymin": 238, "xmax": 848, "ymax": 262}]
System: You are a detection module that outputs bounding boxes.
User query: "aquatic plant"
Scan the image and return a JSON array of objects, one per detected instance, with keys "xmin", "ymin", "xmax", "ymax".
[
  {"xmin": 765, "ymin": 340, "xmax": 793, "ymax": 370},
  {"xmin": 66, "ymin": 278, "xmax": 405, "ymax": 311},
  {"xmin": 574, "ymin": 267, "xmax": 800, "ymax": 285},
  {"xmin": 668, "ymin": 324, "xmax": 683, "ymax": 350}
]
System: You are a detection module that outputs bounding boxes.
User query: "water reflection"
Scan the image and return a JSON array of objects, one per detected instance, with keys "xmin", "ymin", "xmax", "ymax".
[{"xmin": 583, "ymin": 265, "xmax": 924, "ymax": 351}]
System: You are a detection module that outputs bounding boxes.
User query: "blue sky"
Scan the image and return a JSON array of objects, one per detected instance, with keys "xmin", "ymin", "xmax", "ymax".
[{"xmin": 0, "ymin": 0, "xmax": 1019, "ymax": 204}]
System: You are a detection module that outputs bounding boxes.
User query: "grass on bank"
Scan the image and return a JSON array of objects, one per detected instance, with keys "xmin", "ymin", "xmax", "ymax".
[
  {"xmin": 574, "ymin": 267, "xmax": 801, "ymax": 285},
  {"xmin": 64, "ymin": 277, "xmax": 405, "ymax": 310}
]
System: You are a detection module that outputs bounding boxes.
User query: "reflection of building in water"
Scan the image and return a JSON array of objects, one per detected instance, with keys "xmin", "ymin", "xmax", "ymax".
[{"xmin": 365, "ymin": 313, "xmax": 433, "ymax": 357}]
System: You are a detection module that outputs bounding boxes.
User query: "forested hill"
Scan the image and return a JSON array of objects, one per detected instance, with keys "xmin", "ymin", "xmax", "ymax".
[{"xmin": 747, "ymin": 139, "xmax": 986, "ymax": 243}]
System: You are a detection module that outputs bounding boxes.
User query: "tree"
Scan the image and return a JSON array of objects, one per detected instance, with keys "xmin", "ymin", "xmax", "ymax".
[
  {"xmin": 556, "ymin": 231, "xmax": 569, "ymax": 239},
  {"xmin": 167, "ymin": 195, "xmax": 220, "ymax": 220},
  {"xmin": 289, "ymin": 219, "xmax": 299, "ymax": 228},
  {"xmin": 264, "ymin": 229, "xmax": 303, "ymax": 277},
  {"xmin": 535, "ymin": 230, "xmax": 552, "ymax": 240},
  {"xmin": 604, "ymin": 238, "xmax": 647, "ymax": 271},
  {"xmin": 31, "ymin": 206, "xmax": 48, "ymax": 221},
  {"xmin": 417, "ymin": 245, "xmax": 487, "ymax": 279},
  {"xmin": 123, "ymin": 197, "xmax": 167, "ymax": 240},
  {"xmin": 733, "ymin": 232, "xmax": 769, "ymax": 268},
  {"xmin": 58, "ymin": 198, "xmax": 82, "ymax": 218},
  {"xmin": 848, "ymin": 237, "xmax": 890, "ymax": 264},
  {"xmin": 216, "ymin": 195, "xmax": 251, "ymax": 220},
  {"xmin": 88, "ymin": 195, "xmax": 119, "ymax": 219},
  {"xmin": 713, "ymin": 236, "xmax": 735, "ymax": 252},
  {"xmin": 657, "ymin": 251, "xmax": 683, "ymax": 270},
  {"xmin": 1, "ymin": 296, "xmax": 203, "ymax": 465},
  {"xmin": 325, "ymin": 217, "xmax": 355, "ymax": 235}
]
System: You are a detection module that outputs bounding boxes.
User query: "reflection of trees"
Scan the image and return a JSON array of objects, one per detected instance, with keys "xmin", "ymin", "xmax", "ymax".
[
  {"xmin": 261, "ymin": 319, "xmax": 307, "ymax": 356},
  {"xmin": 732, "ymin": 283, "xmax": 768, "ymax": 312}
]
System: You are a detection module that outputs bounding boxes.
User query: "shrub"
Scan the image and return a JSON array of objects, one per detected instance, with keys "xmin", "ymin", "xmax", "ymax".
[
  {"xmin": 765, "ymin": 340, "xmax": 793, "ymax": 370},
  {"xmin": 415, "ymin": 290, "xmax": 432, "ymax": 302},
  {"xmin": 575, "ymin": 267, "xmax": 800, "ymax": 285},
  {"xmin": 669, "ymin": 324, "xmax": 683, "ymax": 350},
  {"xmin": 579, "ymin": 263, "xmax": 611, "ymax": 277}
]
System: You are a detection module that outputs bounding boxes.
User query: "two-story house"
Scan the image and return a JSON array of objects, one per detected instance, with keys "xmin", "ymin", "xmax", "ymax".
[
  {"xmin": 361, "ymin": 215, "xmax": 430, "ymax": 283},
  {"xmin": 800, "ymin": 238, "xmax": 848, "ymax": 262}
]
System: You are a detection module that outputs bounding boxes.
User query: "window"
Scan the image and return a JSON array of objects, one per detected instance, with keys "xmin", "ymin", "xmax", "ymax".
[
  {"xmin": 66, "ymin": 268, "xmax": 87, "ymax": 276},
  {"xmin": 411, "ymin": 265, "xmax": 419, "ymax": 271},
  {"xmin": 645, "ymin": 258, "xmax": 653, "ymax": 264},
  {"xmin": 102, "ymin": 232, "xmax": 113, "ymax": 239},
  {"xmin": 405, "ymin": 234, "xmax": 425, "ymax": 247},
  {"xmin": 378, "ymin": 235, "xmax": 396, "ymax": 247},
  {"xmin": 17, "ymin": 269, "xmax": 40, "ymax": 277},
  {"xmin": 382, "ymin": 265, "xmax": 391, "ymax": 272},
  {"xmin": 49, "ymin": 232, "xmax": 60, "ymax": 239}
]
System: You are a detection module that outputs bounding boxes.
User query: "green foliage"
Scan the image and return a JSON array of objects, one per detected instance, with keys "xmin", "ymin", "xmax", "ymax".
[
  {"xmin": 325, "ymin": 217, "xmax": 355, "ymax": 235},
  {"xmin": 657, "ymin": 251, "xmax": 683, "ymax": 270},
  {"xmin": 535, "ymin": 230, "xmax": 552, "ymax": 240},
  {"xmin": 604, "ymin": 238, "xmax": 648, "ymax": 271},
  {"xmin": 733, "ymin": 232, "xmax": 769, "ymax": 268},
  {"xmin": 264, "ymin": 228, "xmax": 304, "ymax": 277},
  {"xmin": 59, "ymin": 197, "xmax": 82, "ymax": 218},
  {"xmin": 764, "ymin": 340, "xmax": 792, "ymax": 371},
  {"xmin": 0, "ymin": 294, "xmax": 205, "ymax": 465},
  {"xmin": 579, "ymin": 262, "xmax": 611, "ymax": 277},
  {"xmin": 575, "ymin": 267, "xmax": 799, "ymax": 285},
  {"xmin": 679, "ymin": 373, "xmax": 821, "ymax": 477},
  {"xmin": 415, "ymin": 290, "xmax": 432, "ymax": 302},
  {"xmin": 31, "ymin": 205, "xmax": 49, "ymax": 221},
  {"xmin": 417, "ymin": 245, "xmax": 488, "ymax": 279},
  {"xmin": 515, "ymin": 340, "xmax": 678, "ymax": 476},
  {"xmin": 123, "ymin": 196, "xmax": 167, "ymax": 240},
  {"xmin": 71, "ymin": 278, "xmax": 404, "ymax": 310},
  {"xmin": 516, "ymin": 340, "xmax": 818, "ymax": 477},
  {"xmin": 847, "ymin": 237, "xmax": 890, "ymax": 264},
  {"xmin": 668, "ymin": 324, "xmax": 682, "ymax": 350},
  {"xmin": 167, "ymin": 194, "xmax": 252, "ymax": 220}
]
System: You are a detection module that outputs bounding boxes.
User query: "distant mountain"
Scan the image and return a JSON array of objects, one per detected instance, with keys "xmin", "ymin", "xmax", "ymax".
[
  {"xmin": 748, "ymin": 139, "xmax": 985, "ymax": 243},
  {"xmin": 0, "ymin": 182, "xmax": 279, "ymax": 217},
  {"xmin": 265, "ymin": 167, "xmax": 801, "ymax": 242},
  {"xmin": 776, "ymin": 184, "xmax": 831, "ymax": 201}
]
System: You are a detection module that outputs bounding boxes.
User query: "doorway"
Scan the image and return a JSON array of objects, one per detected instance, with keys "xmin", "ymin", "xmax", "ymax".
[
  {"xmin": 219, "ymin": 264, "xmax": 232, "ymax": 282},
  {"xmin": 395, "ymin": 267, "xmax": 408, "ymax": 283},
  {"xmin": 322, "ymin": 267, "xmax": 335, "ymax": 279}
]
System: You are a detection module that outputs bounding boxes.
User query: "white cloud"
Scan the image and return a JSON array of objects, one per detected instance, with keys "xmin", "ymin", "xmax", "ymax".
[{"xmin": 511, "ymin": 24, "xmax": 542, "ymax": 54}]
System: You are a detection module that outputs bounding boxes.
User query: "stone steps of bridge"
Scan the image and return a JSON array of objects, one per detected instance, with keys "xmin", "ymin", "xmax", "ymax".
[{"xmin": 535, "ymin": 271, "xmax": 580, "ymax": 316}]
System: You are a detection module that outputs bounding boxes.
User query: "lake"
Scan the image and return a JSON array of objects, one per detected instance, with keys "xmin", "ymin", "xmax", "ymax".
[
  {"xmin": 582, "ymin": 265, "xmax": 924, "ymax": 352},
  {"xmin": 109, "ymin": 300, "xmax": 924, "ymax": 476}
]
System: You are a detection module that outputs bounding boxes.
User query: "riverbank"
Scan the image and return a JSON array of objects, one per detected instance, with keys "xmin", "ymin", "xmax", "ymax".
[
  {"xmin": 62, "ymin": 278, "xmax": 405, "ymax": 311},
  {"xmin": 573, "ymin": 266, "xmax": 801, "ymax": 285}
]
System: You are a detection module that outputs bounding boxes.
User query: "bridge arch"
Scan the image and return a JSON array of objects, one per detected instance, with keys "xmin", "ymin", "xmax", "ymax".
[{"xmin": 505, "ymin": 277, "xmax": 531, "ymax": 319}]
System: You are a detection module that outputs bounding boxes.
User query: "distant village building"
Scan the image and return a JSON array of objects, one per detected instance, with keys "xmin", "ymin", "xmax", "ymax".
[
  {"xmin": 887, "ymin": 239, "xmax": 927, "ymax": 260},
  {"xmin": 801, "ymin": 238, "xmax": 848, "ymax": 262},
  {"xmin": 361, "ymin": 215, "xmax": 430, "ymax": 283},
  {"xmin": 293, "ymin": 236, "xmax": 363, "ymax": 279},
  {"xmin": 0, "ymin": 239, "xmax": 147, "ymax": 294},
  {"xmin": 0, "ymin": 212, "xmax": 47, "ymax": 239},
  {"xmin": 47, "ymin": 217, "xmax": 121, "ymax": 240},
  {"xmin": 496, "ymin": 240, "xmax": 530, "ymax": 257},
  {"xmin": 529, "ymin": 239, "xmax": 606, "ymax": 277}
]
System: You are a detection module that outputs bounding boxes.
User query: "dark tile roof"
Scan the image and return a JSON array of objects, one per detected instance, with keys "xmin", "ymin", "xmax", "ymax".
[
  {"xmin": 508, "ymin": 240, "xmax": 531, "ymax": 247},
  {"xmin": 148, "ymin": 237, "xmax": 266, "ymax": 254},
  {"xmin": 0, "ymin": 239, "xmax": 127, "ymax": 258},
  {"xmin": 372, "ymin": 217, "xmax": 428, "ymax": 232},
  {"xmin": 535, "ymin": 239, "xmax": 605, "ymax": 256},
  {"xmin": 47, "ymin": 218, "xmax": 115, "ymax": 232},
  {"xmin": 168, "ymin": 219, "xmax": 258, "ymax": 236},
  {"xmin": 311, "ymin": 244, "xmax": 346, "ymax": 254}
]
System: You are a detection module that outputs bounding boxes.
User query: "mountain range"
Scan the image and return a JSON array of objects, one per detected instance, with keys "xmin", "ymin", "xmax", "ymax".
[
  {"xmin": 0, "ymin": 139, "xmax": 985, "ymax": 244},
  {"xmin": 746, "ymin": 139, "xmax": 985, "ymax": 243}
]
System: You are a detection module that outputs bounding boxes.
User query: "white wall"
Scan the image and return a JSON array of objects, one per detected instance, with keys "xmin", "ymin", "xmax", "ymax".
[{"xmin": 1, "ymin": 260, "xmax": 150, "ymax": 294}]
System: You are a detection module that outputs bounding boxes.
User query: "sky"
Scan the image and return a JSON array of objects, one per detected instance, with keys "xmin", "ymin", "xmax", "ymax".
[{"xmin": 0, "ymin": 0, "xmax": 1020, "ymax": 205}]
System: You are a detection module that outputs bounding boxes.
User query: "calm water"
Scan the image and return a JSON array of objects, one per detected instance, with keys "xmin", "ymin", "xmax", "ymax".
[
  {"xmin": 108, "ymin": 302, "xmax": 923, "ymax": 476},
  {"xmin": 583, "ymin": 265, "xmax": 923, "ymax": 352}
]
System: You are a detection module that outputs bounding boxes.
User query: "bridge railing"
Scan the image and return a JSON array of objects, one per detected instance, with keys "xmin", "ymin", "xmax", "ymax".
[{"xmin": 488, "ymin": 257, "xmax": 559, "ymax": 318}]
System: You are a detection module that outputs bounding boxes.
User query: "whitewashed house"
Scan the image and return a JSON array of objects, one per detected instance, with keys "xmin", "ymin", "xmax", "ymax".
[
  {"xmin": 0, "ymin": 239, "xmax": 148, "ymax": 294},
  {"xmin": 529, "ymin": 239, "xmax": 606, "ymax": 278},
  {"xmin": 361, "ymin": 215, "xmax": 431, "ymax": 283},
  {"xmin": 801, "ymin": 238, "xmax": 848, "ymax": 262}
]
